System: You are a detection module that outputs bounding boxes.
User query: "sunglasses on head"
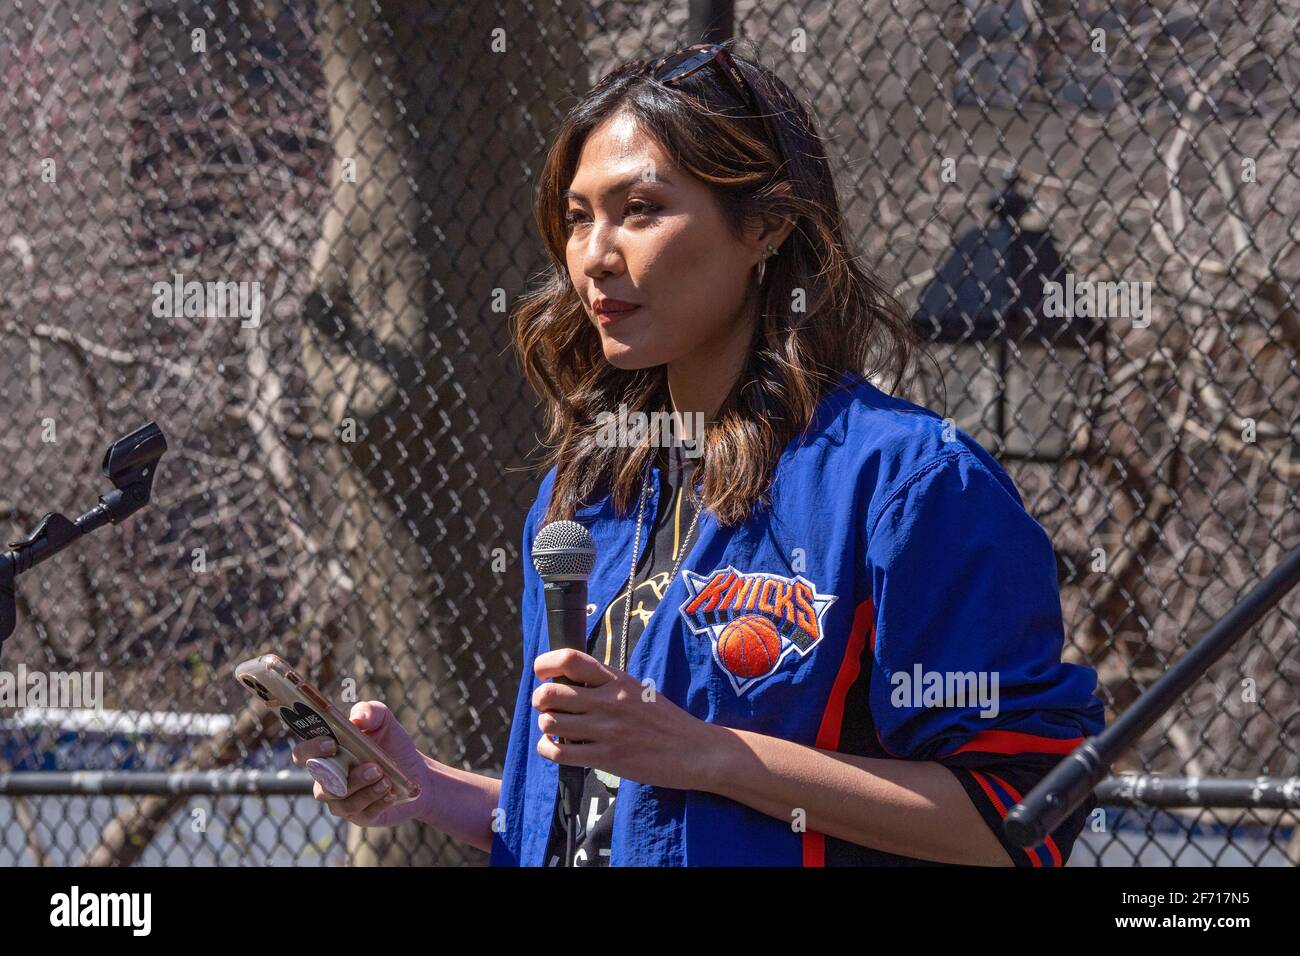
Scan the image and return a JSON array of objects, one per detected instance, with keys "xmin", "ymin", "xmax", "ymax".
[
  {"xmin": 593, "ymin": 43, "xmax": 784, "ymax": 163},
  {"xmin": 647, "ymin": 43, "xmax": 754, "ymax": 103}
]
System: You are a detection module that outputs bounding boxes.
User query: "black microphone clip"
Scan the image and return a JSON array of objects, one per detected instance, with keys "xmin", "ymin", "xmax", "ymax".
[{"xmin": 0, "ymin": 422, "xmax": 168, "ymax": 655}]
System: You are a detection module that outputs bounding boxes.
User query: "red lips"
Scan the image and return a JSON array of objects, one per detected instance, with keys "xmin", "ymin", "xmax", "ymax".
[{"xmin": 592, "ymin": 296, "xmax": 641, "ymax": 324}]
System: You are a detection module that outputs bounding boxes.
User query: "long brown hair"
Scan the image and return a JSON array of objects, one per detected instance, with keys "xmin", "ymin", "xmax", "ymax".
[{"xmin": 513, "ymin": 40, "xmax": 917, "ymax": 527}]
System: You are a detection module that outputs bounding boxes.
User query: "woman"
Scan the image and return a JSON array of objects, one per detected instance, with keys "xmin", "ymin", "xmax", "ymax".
[{"xmin": 294, "ymin": 40, "xmax": 1104, "ymax": 866}]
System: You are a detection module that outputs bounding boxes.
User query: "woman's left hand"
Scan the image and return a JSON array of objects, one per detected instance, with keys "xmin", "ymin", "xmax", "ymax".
[{"xmin": 532, "ymin": 648, "xmax": 712, "ymax": 791}]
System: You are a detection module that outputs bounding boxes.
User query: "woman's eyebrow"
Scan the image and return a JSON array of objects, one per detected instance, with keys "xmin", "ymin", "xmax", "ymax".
[{"xmin": 564, "ymin": 172, "xmax": 674, "ymax": 202}]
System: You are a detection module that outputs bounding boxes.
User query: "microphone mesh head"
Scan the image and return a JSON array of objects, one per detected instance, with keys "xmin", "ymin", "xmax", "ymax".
[{"xmin": 531, "ymin": 520, "xmax": 597, "ymax": 581}]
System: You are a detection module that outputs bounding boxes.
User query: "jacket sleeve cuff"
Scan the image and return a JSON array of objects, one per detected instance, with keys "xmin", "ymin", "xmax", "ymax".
[{"xmin": 944, "ymin": 763, "xmax": 1079, "ymax": 867}]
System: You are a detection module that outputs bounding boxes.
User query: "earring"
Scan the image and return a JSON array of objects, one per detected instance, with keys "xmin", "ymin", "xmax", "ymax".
[{"xmin": 756, "ymin": 242, "xmax": 778, "ymax": 286}]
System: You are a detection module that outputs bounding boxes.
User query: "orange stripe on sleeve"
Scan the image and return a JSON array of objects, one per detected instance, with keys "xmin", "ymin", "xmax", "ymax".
[
  {"xmin": 983, "ymin": 771, "xmax": 1062, "ymax": 867},
  {"xmin": 969, "ymin": 770, "xmax": 1041, "ymax": 867},
  {"xmin": 948, "ymin": 729, "xmax": 1083, "ymax": 757}
]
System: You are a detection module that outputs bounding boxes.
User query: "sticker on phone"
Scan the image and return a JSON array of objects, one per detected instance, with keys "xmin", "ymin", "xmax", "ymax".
[{"xmin": 278, "ymin": 701, "xmax": 338, "ymax": 744}]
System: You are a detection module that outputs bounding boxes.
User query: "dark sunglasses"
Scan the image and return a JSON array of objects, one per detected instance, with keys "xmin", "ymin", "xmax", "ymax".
[{"xmin": 642, "ymin": 43, "xmax": 783, "ymax": 162}]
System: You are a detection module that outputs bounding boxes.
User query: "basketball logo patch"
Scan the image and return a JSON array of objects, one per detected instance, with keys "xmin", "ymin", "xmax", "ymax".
[{"xmin": 678, "ymin": 567, "xmax": 836, "ymax": 696}]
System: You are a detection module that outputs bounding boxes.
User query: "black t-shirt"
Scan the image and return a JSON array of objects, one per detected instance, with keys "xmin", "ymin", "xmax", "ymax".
[{"xmin": 545, "ymin": 444, "xmax": 699, "ymax": 867}]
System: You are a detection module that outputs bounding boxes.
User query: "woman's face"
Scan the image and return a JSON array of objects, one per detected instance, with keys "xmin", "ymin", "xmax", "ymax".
[{"xmin": 563, "ymin": 111, "xmax": 769, "ymax": 372}]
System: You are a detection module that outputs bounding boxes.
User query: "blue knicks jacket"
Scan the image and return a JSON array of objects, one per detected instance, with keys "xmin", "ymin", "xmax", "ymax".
[{"xmin": 490, "ymin": 375, "xmax": 1105, "ymax": 866}]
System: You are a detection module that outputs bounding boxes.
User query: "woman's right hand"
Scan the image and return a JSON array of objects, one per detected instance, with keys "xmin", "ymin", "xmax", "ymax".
[{"xmin": 291, "ymin": 700, "xmax": 431, "ymax": 828}]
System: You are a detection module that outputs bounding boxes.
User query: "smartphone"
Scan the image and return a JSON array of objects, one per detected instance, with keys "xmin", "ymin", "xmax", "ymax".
[{"xmin": 234, "ymin": 653, "xmax": 422, "ymax": 803}]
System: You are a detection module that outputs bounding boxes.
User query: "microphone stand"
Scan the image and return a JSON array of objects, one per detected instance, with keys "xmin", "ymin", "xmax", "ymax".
[
  {"xmin": 1004, "ymin": 541, "xmax": 1300, "ymax": 847},
  {"xmin": 0, "ymin": 422, "xmax": 168, "ymax": 661}
]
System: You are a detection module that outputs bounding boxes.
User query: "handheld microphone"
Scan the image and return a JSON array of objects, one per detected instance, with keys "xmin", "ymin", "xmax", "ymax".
[{"xmin": 531, "ymin": 520, "xmax": 597, "ymax": 866}]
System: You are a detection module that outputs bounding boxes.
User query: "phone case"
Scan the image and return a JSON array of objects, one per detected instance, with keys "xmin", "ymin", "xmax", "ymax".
[{"xmin": 234, "ymin": 654, "xmax": 422, "ymax": 803}]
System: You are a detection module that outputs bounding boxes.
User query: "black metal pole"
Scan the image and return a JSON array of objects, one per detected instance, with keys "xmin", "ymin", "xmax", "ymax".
[
  {"xmin": 4, "ymin": 769, "xmax": 1295, "ymax": 807},
  {"xmin": 1004, "ymin": 541, "xmax": 1300, "ymax": 846},
  {"xmin": 1095, "ymin": 774, "xmax": 1300, "ymax": 810},
  {"xmin": 0, "ymin": 770, "xmax": 315, "ymax": 796},
  {"xmin": 689, "ymin": 0, "xmax": 734, "ymax": 44}
]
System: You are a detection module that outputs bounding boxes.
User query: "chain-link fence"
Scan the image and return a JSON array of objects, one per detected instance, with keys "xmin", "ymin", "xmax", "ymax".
[{"xmin": 0, "ymin": 0, "xmax": 1295, "ymax": 866}]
